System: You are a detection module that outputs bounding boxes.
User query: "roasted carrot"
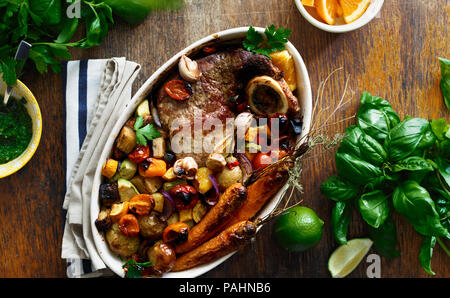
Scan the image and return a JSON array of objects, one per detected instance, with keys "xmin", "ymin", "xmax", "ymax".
[
  {"xmin": 174, "ymin": 183, "xmax": 247, "ymax": 254},
  {"xmin": 172, "ymin": 220, "xmax": 256, "ymax": 272},
  {"xmin": 227, "ymin": 165, "xmax": 288, "ymax": 227}
]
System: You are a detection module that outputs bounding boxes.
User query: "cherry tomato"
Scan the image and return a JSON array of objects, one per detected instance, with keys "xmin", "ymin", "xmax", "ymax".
[
  {"xmin": 169, "ymin": 185, "xmax": 199, "ymax": 210},
  {"xmin": 128, "ymin": 145, "xmax": 150, "ymax": 164},
  {"xmin": 118, "ymin": 214, "xmax": 140, "ymax": 237},
  {"xmin": 252, "ymin": 152, "xmax": 273, "ymax": 170},
  {"xmin": 203, "ymin": 46, "xmax": 217, "ymax": 54},
  {"xmin": 226, "ymin": 160, "xmax": 240, "ymax": 170},
  {"xmin": 164, "ymin": 80, "xmax": 193, "ymax": 101},
  {"xmin": 163, "ymin": 222, "xmax": 189, "ymax": 245}
]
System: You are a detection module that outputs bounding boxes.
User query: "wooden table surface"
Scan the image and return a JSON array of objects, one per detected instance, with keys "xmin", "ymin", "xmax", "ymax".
[{"xmin": 0, "ymin": 0, "xmax": 448, "ymax": 278}]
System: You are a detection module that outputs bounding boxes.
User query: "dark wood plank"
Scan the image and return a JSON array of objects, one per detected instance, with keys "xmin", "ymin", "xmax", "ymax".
[{"xmin": 0, "ymin": 0, "xmax": 448, "ymax": 277}]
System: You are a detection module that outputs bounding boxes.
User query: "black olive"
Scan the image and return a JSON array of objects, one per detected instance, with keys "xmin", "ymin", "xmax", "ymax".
[
  {"xmin": 280, "ymin": 138, "xmax": 291, "ymax": 150},
  {"xmin": 227, "ymin": 95, "xmax": 239, "ymax": 104},
  {"xmin": 164, "ymin": 151, "xmax": 176, "ymax": 167},
  {"xmin": 140, "ymin": 158, "xmax": 152, "ymax": 170},
  {"xmin": 290, "ymin": 118, "xmax": 303, "ymax": 135}
]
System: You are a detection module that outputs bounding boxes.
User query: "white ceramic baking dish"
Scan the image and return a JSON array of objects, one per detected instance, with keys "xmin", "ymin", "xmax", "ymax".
[{"xmin": 90, "ymin": 27, "xmax": 312, "ymax": 278}]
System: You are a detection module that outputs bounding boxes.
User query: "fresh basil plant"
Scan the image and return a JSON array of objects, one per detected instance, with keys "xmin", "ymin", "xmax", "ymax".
[{"xmin": 321, "ymin": 92, "xmax": 450, "ymax": 275}]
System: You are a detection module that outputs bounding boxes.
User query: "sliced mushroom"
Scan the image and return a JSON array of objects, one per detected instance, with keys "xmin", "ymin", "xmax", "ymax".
[
  {"xmin": 246, "ymin": 75, "xmax": 289, "ymax": 115},
  {"xmin": 173, "ymin": 157, "xmax": 198, "ymax": 180},
  {"xmin": 178, "ymin": 55, "xmax": 202, "ymax": 83}
]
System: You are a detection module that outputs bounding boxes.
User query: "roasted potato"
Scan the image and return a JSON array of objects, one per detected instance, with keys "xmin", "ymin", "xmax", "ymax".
[
  {"xmin": 166, "ymin": 212, "xmax": 180, "ymax": 225},
  {"xmin": 95, "ymin": 207, "xmax": 112, "ymax": 232},
  {"xmin": 152, "ymin": 193, "xmax": 164, "ymax": 213},
  {"xmin": 138, "ymin": 212, "xmax": 167, "ymax": 240},
  {"xmin": 144, "ymin": 177, "xmax": 163, "ymax": 193},
  {"xmin": 162, "ymin": 167, "xmax": 177, "ymax": 181},
  {"xmin": 116, "ymin": 126, "xmax": 137, "ymax": 154},
  {"xmin": 106, "ymin": 222, "xmax": 140, "ymax": 257},
  {"xmin": 152, "ymin": 137, "xmax": 166, "ymax": 159},
  {"xmin": 216, "ymin": 166, "xmax": 243, "ymax": 191},
  {"xmin": 194, "ymin": 167, "xmax": 213, "ymax": 194},
  {"xmin": 179, "ymin": 208, "xmax": 193, "ymax": 222},
  {"xmin": 192, "ymin": 202, "xmax": 208, "ymax": 223},
  {"xmin": 130, "ymin": 176, "xmax": 147, "ymax": 194},
  {"xmin": 147, "ymin": 243, "xmax": 176, "ymax": 275},
  {"xmin": 110, "ymin": 201, "xmax": 129, "ymax": 222}
]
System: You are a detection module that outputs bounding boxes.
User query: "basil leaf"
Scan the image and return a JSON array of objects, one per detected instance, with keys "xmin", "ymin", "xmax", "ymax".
[
  {"xmin": 320, "ymin": 176, "xmax": 359, "ymax": 202},
  {"xmin": 430, "ymin": 118, "xmax": 449, "ymax": 141},
  {"xmin": 358, "ymin": 133, "xmax": 387, "ymax": 166},
  {"xmin": 335, "ymin": 152, "xmax": 382, "ymax": 186},
  {"xmin": 419, "ymin": 236, "xmax": 436, "ymax": 275},
  {"xmin": 358, "ymin": 190, "xmax": 390, "ymax": 228},
  {"xmin": 385, "ymin": 118, "xmax": 435, "ymax": 162},
  {"xmin": 337, "ymin": 125, "xmax": 364, "ymax": 159},
  {"xmin": 368, "ymin": 217, "xmax": 400, "ymax": 259},
  {"xmin": 331, "ymin": 201, "xmax": 352, "ymax": 245},
  {"xmin": 434, "ymin": 157, "xmax": 450, "ymax": 190},
  {"xmin": 393, "ymin": 156, "xmax": 433, "ymax": 173},
  {"xmin": 393, "ymin": 180, "xmax": 450, "ymax": 239},
  {"xmin": 439, "ymin": 57, "xmax": 450, "ymax": 110},
  {"xmin": 357, "ymin": 92, "xmax": 400, "ymax": 142}
]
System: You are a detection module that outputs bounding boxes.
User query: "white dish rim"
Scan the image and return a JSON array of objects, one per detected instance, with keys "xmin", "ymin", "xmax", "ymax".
[{"xmin": 90, "ymin": 26, "xmax": 313, "ymax": 278}]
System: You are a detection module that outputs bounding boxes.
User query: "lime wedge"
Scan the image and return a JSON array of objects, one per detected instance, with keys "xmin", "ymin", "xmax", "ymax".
[{"xmin": 328, "ymin": 238, "xmax": 373, "ymax": 278}]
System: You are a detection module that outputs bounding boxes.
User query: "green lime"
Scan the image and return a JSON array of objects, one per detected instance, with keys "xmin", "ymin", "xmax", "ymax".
[{"xmin": 273, "ymin": 206, "xmax": 324, "ymax": 252}]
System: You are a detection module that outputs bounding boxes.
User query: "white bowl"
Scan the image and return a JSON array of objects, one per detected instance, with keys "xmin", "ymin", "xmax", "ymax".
[
  {"xmin": 90, "ymin": 27, "xmax": 312, "ymax": 278},
  {"xmin": 295, "ymin": 0, "xmax": 384, "ymax": 33}
]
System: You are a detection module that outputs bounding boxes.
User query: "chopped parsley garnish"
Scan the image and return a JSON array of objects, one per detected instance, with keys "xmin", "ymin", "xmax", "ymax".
[
  {"xmin": 134, "ymin": 116, "xmax": 161, "ymax": 145},
  {"xmin": 243, "ymin": 25, "xmax": 292, "ymax": 59},
  {"xmin": 122, "ymin": 259, "xmax": 152, "ymax": 278}
]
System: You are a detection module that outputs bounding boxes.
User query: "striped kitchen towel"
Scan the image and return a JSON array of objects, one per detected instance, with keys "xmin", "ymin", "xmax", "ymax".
[{"xmin": 61, "ymin": 58, "xmax": 141, "ymax": 277}]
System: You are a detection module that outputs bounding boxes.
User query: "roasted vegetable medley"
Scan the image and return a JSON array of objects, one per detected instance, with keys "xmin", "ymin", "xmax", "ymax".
[{"xmin": 96, "ymin": 42, "xmax": 304, "ymax": 277}]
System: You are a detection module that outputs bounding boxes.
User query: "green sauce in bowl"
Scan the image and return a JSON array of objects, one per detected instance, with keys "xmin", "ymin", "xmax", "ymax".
[{"xmin": 0, "ymin": 97, "xmax": 33, "ymax": 164}]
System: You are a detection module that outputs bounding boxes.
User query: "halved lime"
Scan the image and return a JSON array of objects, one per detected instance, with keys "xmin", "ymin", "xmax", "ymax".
[{"xmin": 328, "ymin": 238, "xmax": 373, "ymax": 278}]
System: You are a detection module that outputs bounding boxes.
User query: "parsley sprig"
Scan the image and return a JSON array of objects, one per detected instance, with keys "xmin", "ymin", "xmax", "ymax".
[
  {"xmin": 122, "ymin": 259, "xmax": 152, "ymax": 278},
  {"xmin": 134, "ymin": 116, "xmax": 161, "ymax": 146},
  {"xmin": 243, "ymin": 25, "xmax": 292, "ymax": 59}
]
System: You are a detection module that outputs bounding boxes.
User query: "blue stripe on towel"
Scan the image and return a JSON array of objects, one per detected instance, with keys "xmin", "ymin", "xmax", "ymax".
[
  {"xmin": 78, "ymin": 60, "xmax": 88, "ymax": 149},
  {"xmin": 63, "ymin": 60, "xmax": 93, "ymax": 277}
]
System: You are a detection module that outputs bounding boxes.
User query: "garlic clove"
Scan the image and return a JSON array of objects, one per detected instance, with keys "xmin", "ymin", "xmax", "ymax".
[
  {"xmin": 178, "ymin": 55, "xmax": 202, "ymax": 83},
  {"xmin": 173, "ymin": 157, "xmax": 198, "ymax": 180}
]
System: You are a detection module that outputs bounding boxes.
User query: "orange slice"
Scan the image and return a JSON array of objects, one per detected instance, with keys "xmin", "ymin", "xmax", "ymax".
[
  {"xmin": 302, "ymin": 0, "xmax": 315, "ymax": 7},
  {"xmin": 336, "ymin": 2, "xmax": 343, "ymax": 17},
  {"xmin": 338, "ymin": 0, "xmax": 371, "ymax": 24},
  {"xmin": 315, "ymin": 0, "xmax": 339, "ymax": 25}
]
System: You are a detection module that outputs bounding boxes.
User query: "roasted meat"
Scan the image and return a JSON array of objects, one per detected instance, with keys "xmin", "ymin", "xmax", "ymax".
[{"xmin": 157, "ymin": 49, "xmax": 299, "ymax": 166}]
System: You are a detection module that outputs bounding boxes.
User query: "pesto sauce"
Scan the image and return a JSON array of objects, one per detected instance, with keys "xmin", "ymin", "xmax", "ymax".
[{"xmin": 0, "ymin": 97, "xmax": 33, "ymax": 164}]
